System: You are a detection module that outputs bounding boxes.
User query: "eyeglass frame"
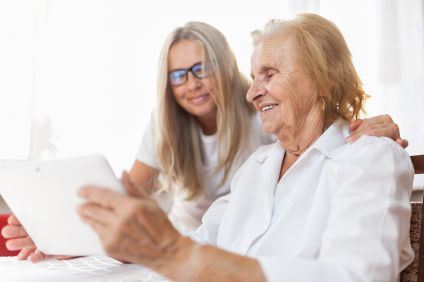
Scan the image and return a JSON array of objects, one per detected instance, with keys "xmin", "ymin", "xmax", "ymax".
[{"xmin": 168, "ymin": 62, "xmax": 211, "ymax": 86}]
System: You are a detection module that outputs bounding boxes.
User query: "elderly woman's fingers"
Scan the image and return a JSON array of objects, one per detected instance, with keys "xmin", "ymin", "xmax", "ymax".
[
  {"xmin": 6, "ymin": 237, "xmax": 35, "ymax": 251},
  {"xmin": 17, "ymin": 246, "xmax": 37, "ymax": 260},
  {"xmin": 121, "ymin": 170, "xmax": 141, "ymax": 197},
  {"xmin": 7, "ymin": 214, "xmax": 21, "ymax": 226},
  {"xmin": 121, "ymin": 171, "xmax": 149, "ymax": 199},
  {"xmin": 1, "ymin": 224, "xmax": 28, "ymax": 238},
  {"xmin": 79, "ymin": 212, "xmax": 109, "ymax": 237},
  {"xmin": 78, "ymin": 186, "xmax": 125, "ymax": 210},
  {"xmin": 77, "ymin": 203, "xmax": 115, "ymax": 226}
]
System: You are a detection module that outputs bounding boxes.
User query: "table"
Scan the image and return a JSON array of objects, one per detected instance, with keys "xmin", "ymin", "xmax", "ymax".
[{"xmin": 0, "ymin": 255, "xmax": 169, "ymax": 282}]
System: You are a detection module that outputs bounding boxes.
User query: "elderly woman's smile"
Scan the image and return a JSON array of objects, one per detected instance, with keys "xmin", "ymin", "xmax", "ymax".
[{"xmin": 260, "ymin": 103, "xmax": 279, "ymax": 113}]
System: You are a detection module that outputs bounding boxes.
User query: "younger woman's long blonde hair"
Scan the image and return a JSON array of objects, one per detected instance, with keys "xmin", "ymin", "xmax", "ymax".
[{"xmin": 156, "ymin": 22, "xmax": 254, "ymax": 199}]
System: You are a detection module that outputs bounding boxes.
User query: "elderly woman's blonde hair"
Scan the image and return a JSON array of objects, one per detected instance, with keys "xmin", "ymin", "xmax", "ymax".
[
  {"xmin": 252, "ymin": 13, "xmax": 368, "ymax": 122},
  {"xmin": 156, "ymin": 22, "xmax": 253, "ymax": 199}
]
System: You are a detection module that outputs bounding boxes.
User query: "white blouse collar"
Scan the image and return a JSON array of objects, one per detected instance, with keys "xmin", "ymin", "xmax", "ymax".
[{"xmin": 252, "ymin": 119, "xmax": 350, "ymax": 163}]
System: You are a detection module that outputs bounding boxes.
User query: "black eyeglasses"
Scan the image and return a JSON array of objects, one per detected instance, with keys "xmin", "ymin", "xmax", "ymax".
[{"xmin": 168, "ymin": 62, "xmax": 210, "ymax": 86}]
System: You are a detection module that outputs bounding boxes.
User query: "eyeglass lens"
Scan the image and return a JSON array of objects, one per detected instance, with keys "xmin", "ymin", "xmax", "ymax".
[{"xmin": 168, "ymin": 63, "xmax": 209, "ymax": 86}]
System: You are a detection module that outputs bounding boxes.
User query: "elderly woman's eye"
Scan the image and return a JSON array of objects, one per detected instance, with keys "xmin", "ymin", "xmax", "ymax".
[{"xmin": 267, "ymin": 71, "xmax": 277, "ymax": 79}]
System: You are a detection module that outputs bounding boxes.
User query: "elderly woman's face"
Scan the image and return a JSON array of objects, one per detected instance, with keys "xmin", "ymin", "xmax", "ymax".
[{"xmin": 246, "ymin": 34, "xmax": 320, "ymax": 137}]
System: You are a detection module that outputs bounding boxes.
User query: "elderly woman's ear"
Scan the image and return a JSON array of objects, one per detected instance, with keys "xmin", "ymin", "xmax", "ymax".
[{"xmin": 346, "ymin": 115, "xmax": 408, "ymax": 148}]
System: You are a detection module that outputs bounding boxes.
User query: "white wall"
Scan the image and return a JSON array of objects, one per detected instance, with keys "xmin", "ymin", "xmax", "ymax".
[{"xmin": 0, "ymin": 0, "xmax": 423, "ymax": 175}]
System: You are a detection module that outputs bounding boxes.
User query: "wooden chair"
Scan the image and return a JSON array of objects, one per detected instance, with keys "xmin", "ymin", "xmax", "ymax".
[
  {"xmin": 412, "ymin": 155, "xmax": 424, "ymax": 174},
  {"xmin": 401, "ymin": 155, "xmax": 424, "ymax": 282}
]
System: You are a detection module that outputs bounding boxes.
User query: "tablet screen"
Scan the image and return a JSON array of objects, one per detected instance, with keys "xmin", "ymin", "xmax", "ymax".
[{"xmin": 0, "ymin": 155, "xmax": 125, "ymax": 256}]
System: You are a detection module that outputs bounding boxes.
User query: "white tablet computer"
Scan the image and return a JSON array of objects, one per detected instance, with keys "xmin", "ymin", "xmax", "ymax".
[{"xmin": 0, "ymin": 155, "xmax": 125, "ymax": 256}]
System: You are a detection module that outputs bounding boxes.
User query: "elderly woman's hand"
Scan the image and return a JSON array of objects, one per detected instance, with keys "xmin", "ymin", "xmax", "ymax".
[
  {"xmin": 77, "ymin": 172, "xmax": 192, "ymax": 275},
  {"xmin": 78, "ymin": 172, "xmax": 267, "ymax": 281},
  {"xmin": 346, "ymin": 114, "xmax": 408, "ymax": 148},
  {"xmin": 1, "ymin": 214, "xmax": 74, "ymax": 262}
]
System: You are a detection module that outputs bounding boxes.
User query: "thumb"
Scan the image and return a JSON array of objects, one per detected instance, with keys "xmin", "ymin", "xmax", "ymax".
[
  {"xmin": 7, "ymin": 214, "xmax": 21, "ymax": 226},
  {"xmin": 121, "ymin": 171, "xmax": 148, "ymax": 198},
  {"xmin": 396, "ymin": 138, "xmax": 409, "ymax": 149},
  {"xmin": 349, "ymin": 119, "xmax": 363, "ymax": 133}
]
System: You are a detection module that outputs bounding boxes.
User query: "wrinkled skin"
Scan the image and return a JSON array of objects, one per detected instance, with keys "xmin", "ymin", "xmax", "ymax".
[
  {"xmin": 78, "ymin": 172, "xmax": 265, "ymax": 281},
  {"xmin": 247, "ymin": 36, "xmax": 324, "ymax": 157}
]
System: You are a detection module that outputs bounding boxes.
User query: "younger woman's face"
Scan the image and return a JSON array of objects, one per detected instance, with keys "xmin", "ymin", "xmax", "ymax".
[{"xmin": 168, "ymin": 40, "xmax": 217, "ymax": 122}]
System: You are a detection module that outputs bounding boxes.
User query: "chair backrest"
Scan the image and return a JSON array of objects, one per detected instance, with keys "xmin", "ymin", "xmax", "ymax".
[
  {"xmin": 401, "ymin": 202, "xmax": 424, "ymax": 282},
  {"xmin": 412, "ymin": 155, "xmax": 424, "ymax": 174},
  {"xmin": 400, "ymin": 155, "xmax": 424, "ymax": 282}
]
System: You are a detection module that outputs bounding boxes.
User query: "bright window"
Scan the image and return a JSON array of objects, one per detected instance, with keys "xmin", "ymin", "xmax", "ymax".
[{"xmin": 1, "ymin": 0, "xmax": 423, "ymax": 175}]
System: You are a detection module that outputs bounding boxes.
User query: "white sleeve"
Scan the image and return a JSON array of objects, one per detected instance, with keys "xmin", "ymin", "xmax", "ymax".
[
  {"xmin": 136, "ymin": 114, "xmax": 158, "ymax": 168},
  {"xmin": 258, "ymin": 137, "xmax": 414, "ymax": 282},
  {"xmin": 188, "ymin": 193, "xmax": 231, "ymax": 245}
]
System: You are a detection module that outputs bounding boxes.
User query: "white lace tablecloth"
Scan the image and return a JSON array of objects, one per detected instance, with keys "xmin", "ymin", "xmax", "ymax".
[{"xmin": 0, "ymin": 255, "xmax": 169, "ymax": 282}]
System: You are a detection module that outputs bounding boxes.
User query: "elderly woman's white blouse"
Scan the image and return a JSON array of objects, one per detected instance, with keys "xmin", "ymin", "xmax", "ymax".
[{"xmin": 190, "ymin": 119, "xmax": 414, "ymax": 282}]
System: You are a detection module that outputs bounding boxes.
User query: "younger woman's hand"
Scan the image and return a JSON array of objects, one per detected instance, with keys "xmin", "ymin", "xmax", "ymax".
[
  {"xmin": 347, "ymin": 114, "xmax": 408, "ymax": 148},
  {"xmin": 1, "ymin": 214, "xmax": 74, "ymax": 262}
]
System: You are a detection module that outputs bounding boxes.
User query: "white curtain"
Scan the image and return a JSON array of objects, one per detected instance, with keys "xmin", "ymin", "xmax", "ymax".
[
  {"xmin": 289, "ymin": 0, "xmax": 424, "ymax": 187},
  {"xmin": 374, "ymin": 0, "xmax": 424, "ymax": 156},
  {"xmin": 374, "ymin": 0, "xmax": 424, "ymax": 188}
]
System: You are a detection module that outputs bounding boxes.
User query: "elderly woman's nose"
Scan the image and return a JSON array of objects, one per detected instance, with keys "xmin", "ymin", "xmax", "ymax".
[{"xmin": 246, "ymin": 80, "xmax": 266, "ymax": 102}]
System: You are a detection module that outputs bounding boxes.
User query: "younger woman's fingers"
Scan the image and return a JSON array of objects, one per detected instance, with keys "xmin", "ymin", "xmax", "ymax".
[
  {"xmin": 17, "ymin": 246, "xmax": 37, "ymax": 260},
  {"xmin": 7, "ymin": 214, "xmax": 21, "ymax": 225},
  {"xmin": 349, "ymin": 119, "xmax": 363, "ymax": 132},
  {"xmin": 2, "ymin": 224, "xmax": 28, "ymax": 238},
  {"xmin": 6, "ymin": 237, "xmax": 35, "ymax": 251},
  {"xmin": 29, "ymin": 249, "xmax": 47, "ymax": 263},
  {"xmin": 396, "ymin": 138, "xmax": 409, "ymax": 148}
]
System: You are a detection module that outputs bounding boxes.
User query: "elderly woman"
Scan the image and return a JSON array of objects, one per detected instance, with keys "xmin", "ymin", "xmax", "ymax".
[
  {"xmin": 71, "ymin": 14, "xmax": 414, "ymax": 281},
  {"xmin": 5, "ymin": 14, "xmax": 413, "ymax": 281}
]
